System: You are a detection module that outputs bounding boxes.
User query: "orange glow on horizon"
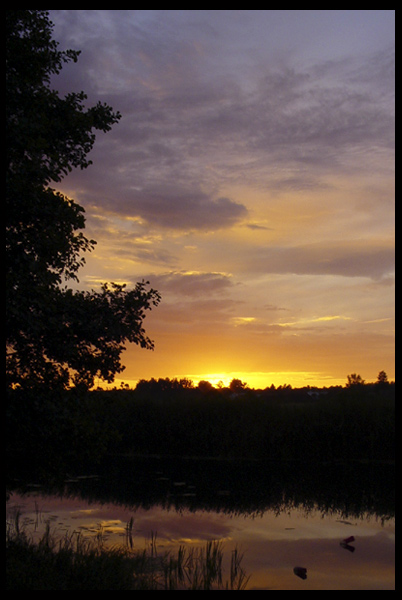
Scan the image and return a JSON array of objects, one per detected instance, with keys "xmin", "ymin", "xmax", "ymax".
[{"xmin": 101, "ymin": 371, "xmax": 358, "ymax": 391}]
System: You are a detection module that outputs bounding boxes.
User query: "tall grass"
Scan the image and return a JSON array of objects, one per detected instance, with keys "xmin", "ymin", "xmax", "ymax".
[
  {"xmin": 6, "ymin": 513, "xmax": 249, "ymax": 590},
  {"xmin": 6, "ymin": 385, "xmax": 395, "ymax": 485},
  {"xmin": 96, "ymin": 385, "xmax": 395, "ymax": 462},
  {"xmin": 159, "ymin": 541, "xmax": 249, "ymax": 590}
]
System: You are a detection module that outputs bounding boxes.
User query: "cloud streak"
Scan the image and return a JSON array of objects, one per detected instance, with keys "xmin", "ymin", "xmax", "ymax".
[
  {"xmin": 248, "ymin": 239, "xmax": 395, "ymax": 280},
  {"xmin": 115, "ymin": 189, "xmax": 248, "ymax": 231},
  {"xmin": 54, "ymin": 10, "xmax": 394, "ymax": 232},
  {"xmin": 49, "ymin": 10, "xmax": 395, "ymax": 386},
  {"xmin": 149, "ymin": 271, "xmax": 234, "ymax": 296}
]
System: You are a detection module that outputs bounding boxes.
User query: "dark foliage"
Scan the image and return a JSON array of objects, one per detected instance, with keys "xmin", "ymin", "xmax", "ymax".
[
  {"xmin": 6, "ymin": 383, "xmax": 395, "ymax": 486},
  {"xmin": 6, "ymin": 10, "xmax": 160, "ymax": 390}
]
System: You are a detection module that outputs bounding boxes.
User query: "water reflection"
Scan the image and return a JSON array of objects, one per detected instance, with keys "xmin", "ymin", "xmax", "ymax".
[
  {"xmin": 7, "ymin": 457, "xmax": 395, "ymax": 590},
  {"xmin": 35, "ymin": 456, "xmax": 393, "ymax": 521}
]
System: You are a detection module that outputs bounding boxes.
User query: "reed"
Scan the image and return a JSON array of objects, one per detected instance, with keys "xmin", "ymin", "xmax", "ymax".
[
  {"xmin": 229, "ymin": 546, "xmax": 250, "ymax": 591},
  {"xmin": 157, "ymin": 540, "xmax": 249, "ymax": 590},
  {"xmin": 125, "ymin": 516, "xmax": 134, "ymax": 549},
  {"xmin": 6, "ymin": 514, "xmax": 250, "ymax": 590}
]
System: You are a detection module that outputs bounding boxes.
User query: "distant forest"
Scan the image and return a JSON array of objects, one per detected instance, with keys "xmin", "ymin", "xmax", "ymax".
[
  {"xmin": 7, "ymin": 370, "xmax": 394, "ymax": 484},
  {"xmin": 109, "ymin": 370, "xmax": 394, "ymax": 395}
]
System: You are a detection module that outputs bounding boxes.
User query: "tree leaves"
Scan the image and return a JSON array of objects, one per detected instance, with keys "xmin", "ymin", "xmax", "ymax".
[{"xmin": 6, "ymin": 11, "xmax": 159, "ymax": 390}]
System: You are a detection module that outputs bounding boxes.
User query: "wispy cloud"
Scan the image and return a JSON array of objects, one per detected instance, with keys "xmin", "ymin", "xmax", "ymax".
[
  {"xmin": 54, "ymin": 10, "xmax": 394, "ymax": 233},
  {"xmin": 50, "ymin": 10, "xmax": 395, "ymax": 385},
  {"xmin": 149, "ymin": 270, "xmax": 234, "ymax": 296},
  {"xmin": 245, "ymin": 240, "xmax": 395, "ymax": 280},
  {"xmin": 277, "ymin": 315, "xmax": 353, "ymax": 328}
]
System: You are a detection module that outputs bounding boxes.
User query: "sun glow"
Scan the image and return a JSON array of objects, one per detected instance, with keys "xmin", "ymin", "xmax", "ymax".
[
  {"xmin": 188, "ymin": 371, "xmax": 346, "ymax": 390},
  {"xmin": 192, "ymin": 373, "xmax": 234, "ymax": 388},
  {"xmin": 100, "ymin": 368, "xmax": 366, "ymax": 392}
]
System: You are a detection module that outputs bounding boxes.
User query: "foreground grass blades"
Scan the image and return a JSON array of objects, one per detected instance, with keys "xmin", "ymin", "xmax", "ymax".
[{"xmin": 6, "ymin": 515, "xmax": 249, "ymax": 591}]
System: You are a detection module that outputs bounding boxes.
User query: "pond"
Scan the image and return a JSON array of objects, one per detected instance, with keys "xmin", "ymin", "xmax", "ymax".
[{"xmin": 6, "ymin": 457, "xmax": 395, "ymax": 590}]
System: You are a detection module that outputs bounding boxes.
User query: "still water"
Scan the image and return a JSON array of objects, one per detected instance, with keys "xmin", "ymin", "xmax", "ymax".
[{"xmin": 6, "ymin": 457, "xmax": 395, "ymax": 590}]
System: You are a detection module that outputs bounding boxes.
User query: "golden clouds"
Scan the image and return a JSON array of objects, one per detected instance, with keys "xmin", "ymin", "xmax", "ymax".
[{"xmin": 51, "ymin": 10, "xmax": 394, "ymax": 387}]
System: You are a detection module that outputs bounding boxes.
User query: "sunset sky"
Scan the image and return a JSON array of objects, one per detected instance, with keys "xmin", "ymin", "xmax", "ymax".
[{"xmin": 49, "ymin": 10, "xmax": 395, "ymax": 389}]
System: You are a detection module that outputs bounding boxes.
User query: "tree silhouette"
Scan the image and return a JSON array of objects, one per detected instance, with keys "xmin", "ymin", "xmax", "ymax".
[
  {"xmin": 346, "ymin": 373, "xmax": 365, "ymax": 388},
  {"xmin": 376, "ymin": 370, "xmax": 389, "ymax": 385},
  {"xmin": 229, "ymin": 378, "xmax": 248, "ymax": 392},
  {"xmin": 6, "ymin": 11, "xmax": 160, "ymax": 390},
  {"xmin": 198, "ymin": 380, "xmax": 214, "ymax": 393}
]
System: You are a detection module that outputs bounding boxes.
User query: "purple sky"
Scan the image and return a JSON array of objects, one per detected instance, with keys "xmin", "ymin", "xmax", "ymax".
[{"xmin": 49, "ymin": 10, "xmax": 395, "ymax": 388}]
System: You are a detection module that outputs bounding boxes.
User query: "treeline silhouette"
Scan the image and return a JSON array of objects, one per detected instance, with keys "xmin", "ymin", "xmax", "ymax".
[
  {"xmin": 7, "ymin": 372, "xmax": 394, "ymax": 484},
  {"xmin": 117, "ymin": 370, "xmax": 393, "ymax": 395}
]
